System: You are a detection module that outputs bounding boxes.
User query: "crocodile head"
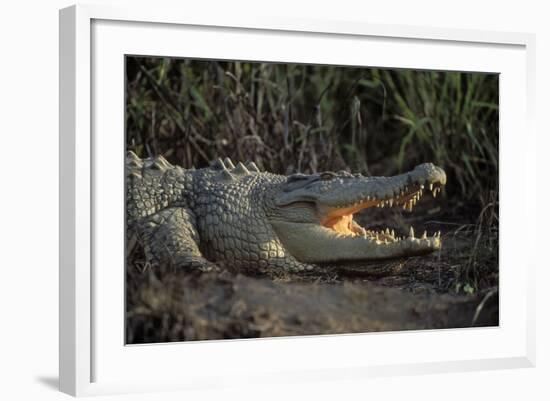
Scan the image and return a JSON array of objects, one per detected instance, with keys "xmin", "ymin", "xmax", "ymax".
[{"xmin": 268, "ymin": 163, "xmax": 447, "ymax": 264}]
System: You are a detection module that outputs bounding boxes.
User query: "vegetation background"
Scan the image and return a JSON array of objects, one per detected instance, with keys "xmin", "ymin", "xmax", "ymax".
[
  {"xmin": 125, "ymin": 56, "xmax": 499, "ymax": 342},
  {"xmin": 126, "ymin": 57, "xmax": 498, "ymax": 209}
]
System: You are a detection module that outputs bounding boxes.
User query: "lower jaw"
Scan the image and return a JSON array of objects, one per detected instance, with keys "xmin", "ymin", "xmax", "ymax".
[{"xmin": 270, "ymin": 220, "xmax": 440, "ymax": 264}]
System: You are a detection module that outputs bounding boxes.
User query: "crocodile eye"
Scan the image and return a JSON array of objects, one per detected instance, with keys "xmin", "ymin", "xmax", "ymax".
[
  {"xmin": 320, "ymin": 172, "xmax": 338, "ymax": 180},
  {"xmin": 284, "ymin": 174, "xmax": 317, "ymax": 192},
  {"xmin": 287, "ymin": 174, "xmax": 309, "ymax": 183}
]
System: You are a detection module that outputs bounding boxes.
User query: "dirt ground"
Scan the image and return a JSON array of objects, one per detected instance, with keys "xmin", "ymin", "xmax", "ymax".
[{"xmin": 126, "ymin": 203, "xmax": 499, "ymax": 344}]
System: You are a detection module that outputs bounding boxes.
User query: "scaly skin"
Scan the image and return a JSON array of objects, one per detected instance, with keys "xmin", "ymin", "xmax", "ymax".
[{"xmin": 126, "ymin": 152, "xmax": 447, "ymax": 273}]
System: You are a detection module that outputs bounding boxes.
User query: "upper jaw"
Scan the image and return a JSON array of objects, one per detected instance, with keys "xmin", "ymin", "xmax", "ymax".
[
  {"xmin": 270, "ymin": 220, "xmax": 442, "ymax": 264},
  {"xmin": 318, "ymin": 163, "xmax": 446, "ymax": 216},
  {"xmin": 273, "ymin": 163, "xmax": 446, "ymax": 235}
]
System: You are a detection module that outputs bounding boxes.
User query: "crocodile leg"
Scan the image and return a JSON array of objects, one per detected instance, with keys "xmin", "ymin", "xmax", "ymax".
[{"xmin": 139, "ymin": 207, "xmax": 220, "ymax": 272}]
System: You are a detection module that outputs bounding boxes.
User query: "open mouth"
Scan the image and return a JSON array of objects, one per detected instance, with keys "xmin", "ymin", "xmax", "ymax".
[
  {"xmin": 318, "ymin": 182, "xmax": 444, "ymax": 244},
  {"xmin": 271, "ymin": 163, "xmax": 447, "ymax": 262}
]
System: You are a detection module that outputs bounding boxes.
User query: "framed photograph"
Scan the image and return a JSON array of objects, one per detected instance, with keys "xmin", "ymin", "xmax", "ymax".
[{"xmin": 59, "ymin": 4, "xmax": 536, "ymax": 396}]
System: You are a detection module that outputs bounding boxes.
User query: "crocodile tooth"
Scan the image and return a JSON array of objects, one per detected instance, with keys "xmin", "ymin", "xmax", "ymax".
[
  {"xmin": 388, "ymin": 198, "xmax": 394, "ymax": 207},
  {"xmin": 421, "ymin": 231, "xmax": 427, "ymax": 239},
  {"xmin": 391, "ymin": 229, "xmax": 395, "ymax": 237},
  {"xmin": 409, "ymin": 226, "xmax": 415, "ymax": 238},
  {"xmin": 432, "ymin": 189, "xmax": 437, "ymax": 197},
  {"xmin": 429, "ymin": 183, "xmax": 434, "ymax": 191}
]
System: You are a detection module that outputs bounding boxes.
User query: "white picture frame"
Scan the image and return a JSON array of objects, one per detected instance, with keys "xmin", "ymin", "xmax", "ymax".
[{"xmin": 59, "ymin": 3, "xmax": 536, "ymax": 397}]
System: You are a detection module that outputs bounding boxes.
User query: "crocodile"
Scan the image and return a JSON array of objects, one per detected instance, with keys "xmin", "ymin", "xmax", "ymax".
[{"xmin": 126, "ymin": 152, "xmax": 447, "ymax": 274}]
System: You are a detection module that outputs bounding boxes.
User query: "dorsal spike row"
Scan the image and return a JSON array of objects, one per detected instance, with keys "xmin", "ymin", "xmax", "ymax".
[
  {"xmin": 211, "ymin": 158, "xmax": 226, "ymax": 170},
  {"xmin": 157, "ymin": 155, "xmax": 172, "ymax": 167},
  {"xmin": 211, "ymin": 157, "xmax": 263, "ymax": 181},
  {"xmin": 224, "ymin": 157, "xmax": 236, "ymax": 169},
  {"xmin": 128, "ymin": 171, "xmax": 142, "ymax": 180},
  {"xmin": 126, "ymin": 151, "xmax": 143, "ymax": 168},
  {"xmin": 127, "ymin": 150, "xmax": 141, "ymax": 162},
  {"xmin": 127, "ymin": 159, "xmax": 142, "ymax": 169},
  {"xmin": 246, "ymin": 161, "xmax": 261, "ymax": 173},
  {"xmin": 220, "ymin": 169, "xmax": 235, "ymax": 181},
  {"xmin": 233, "ymin": 162, "xmax": 250, "ymax": 175},
  {"xmin": 150, "ymin": 155, "xmax": 173, "ymax": 171},
  {"xmin": 127, "ymin": 152, "xmax": 177, "ymax": 173}
]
